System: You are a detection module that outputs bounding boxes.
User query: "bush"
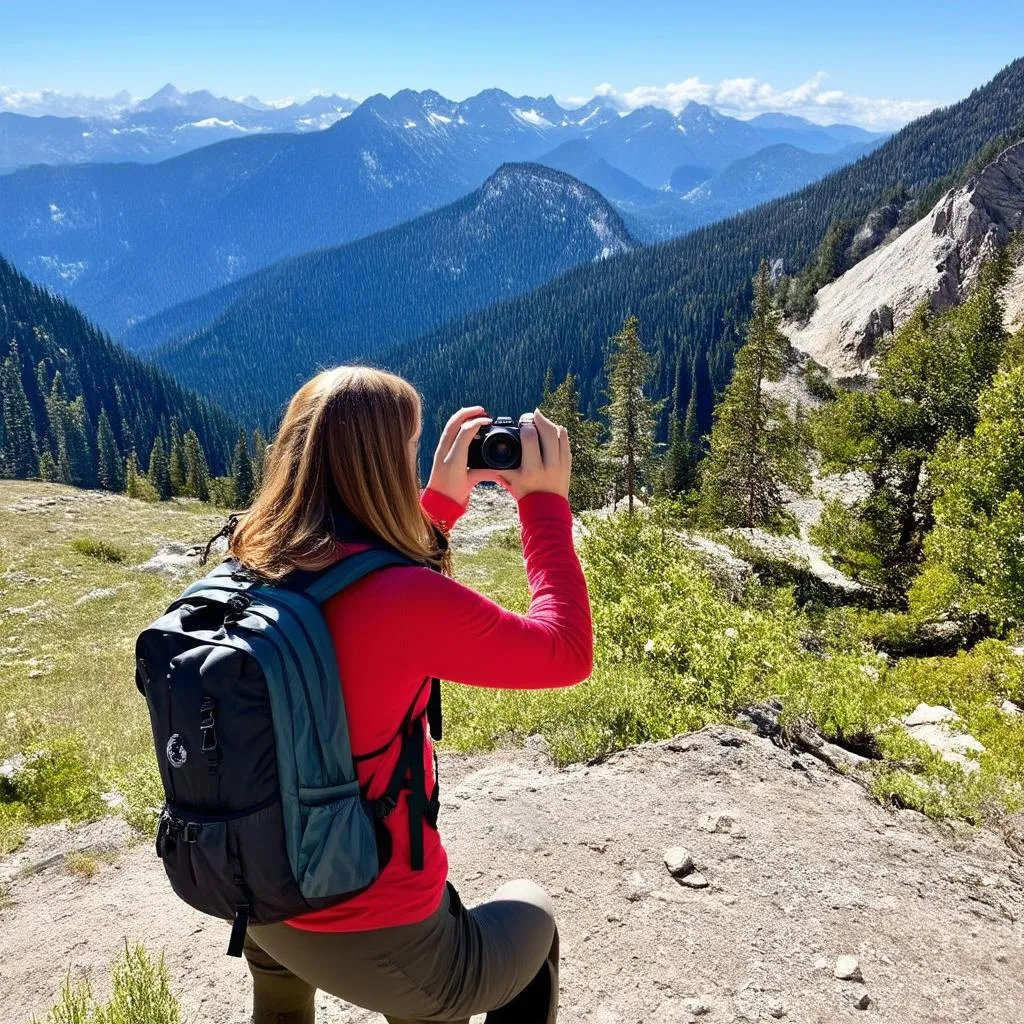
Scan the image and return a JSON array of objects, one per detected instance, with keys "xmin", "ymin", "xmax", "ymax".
[
  {"xmin": 34, "ymin": 945, "xmax": 181, "ymax": 1024},
  {"xmin": 1, "ymin": 736, "xmax": 105, "ymax": 825},
  {"xmin": 0, "ymin": 801, "xmax": 28, "ymax": 856},
  {"xmin": 70, "ymin": 538, "xmax": 130, "ymax": 564},
  {"xmin": 445, "ymin": 510, "xmax": 890, "ymax": 763}
]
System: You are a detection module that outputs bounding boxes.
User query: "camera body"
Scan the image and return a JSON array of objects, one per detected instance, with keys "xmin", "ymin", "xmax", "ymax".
[{"xmin": 467, "ymin": 415, "xmax": 524, "ymax": 470}]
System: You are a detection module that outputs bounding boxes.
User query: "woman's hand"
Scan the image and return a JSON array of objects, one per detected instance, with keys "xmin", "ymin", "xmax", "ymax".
[
  {"xmin": 501, "ymin": 410, "xmax": 571, "ymax": 502},
  {"xmin": 427, "ymin": 406, "xmax": 505, "ymax": 507}
]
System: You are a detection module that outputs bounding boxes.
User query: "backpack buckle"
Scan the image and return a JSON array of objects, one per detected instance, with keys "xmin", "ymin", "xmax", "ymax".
[
  {"xmin": 375, "ymin": 795, "xmax": 397, "ymax": 820},
  {"xmin": 200, "ymin": 696, "xmax": 218, "ymax": 752},
  {"xmin": 183, "ymin": 821, "xmax": 200, "ymax": 844}
]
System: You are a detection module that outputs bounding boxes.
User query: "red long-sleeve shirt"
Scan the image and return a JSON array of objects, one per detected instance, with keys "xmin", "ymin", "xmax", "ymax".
[{"xmin": 286, "ymin": 487, "xmax": 593, "ymax": 932}]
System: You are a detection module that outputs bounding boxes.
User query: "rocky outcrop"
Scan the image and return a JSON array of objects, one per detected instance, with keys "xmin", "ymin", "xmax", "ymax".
[{"xmin": 785, "ymin": 142, "xmax": 1024, "ymax": 376}]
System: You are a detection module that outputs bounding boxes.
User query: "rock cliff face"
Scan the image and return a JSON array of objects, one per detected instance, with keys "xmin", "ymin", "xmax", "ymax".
[{"xmin": 785, "ymin": 142, "xmax": 1024, "ymax": 376}]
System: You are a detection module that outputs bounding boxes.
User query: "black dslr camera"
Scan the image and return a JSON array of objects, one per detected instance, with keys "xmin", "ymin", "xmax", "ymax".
[{"xmin": 467, "ymin": 415, "xmax": 525, "ymax": 470}]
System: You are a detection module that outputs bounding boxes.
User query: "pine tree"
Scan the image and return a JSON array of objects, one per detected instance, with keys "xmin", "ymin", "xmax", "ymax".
[
  {"xmin": 169, "ymin": 418, "xmax": 186, "ymax": 495},
  {"xmin": 540, "ymin": 372, "xmax": 607, "ymax": 511},
  {"xmin": 46, "ymin": 372, "xmax": 95, "ymax": 488},
  {"xmin": 125, "ymin": 450, "xmax": 141, "ymax": 497},
  {"xmin": 0, "ymin": 341, "xmax": 39, "ymax": 478},
  {"xmin": 38, "ymin": 450, "xmax": 58, "ymax": 482},
  {"xmin": 231, "ymin": 429, "xmax": 255, "ymax": 507},
  {"xmin": 699, "ymin": 260, "xmax": 808, "ymax": 529},
  {"xmin": 183, "ymin": 429, "xmax": 211, "ymax": 501},
  {"xmin": 252, "ymin": 428, "xmax": 269, "ymax": 491},
  {"xmin": 603, "ymin": 316, "xmax": 662, "ymax": 512},
  {"xmin": 147, "ymin": 436, "xmax": 172, "ymax": 500},
  {"xmin": 661, "ymin": 348, "xmax": 695, "ymax": 494},
  {"xmin": 64, "ymin": 396, "xmax": 96, "ymax": 488},
  {"xmin": 95, "ymin": 407, "xmax": 123, "ymax": 492}
]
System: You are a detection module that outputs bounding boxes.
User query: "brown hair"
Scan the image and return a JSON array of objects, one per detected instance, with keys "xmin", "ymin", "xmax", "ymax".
[{"xmin": 229, "ymin": 366, "xmax": 446, "ymax": 580}]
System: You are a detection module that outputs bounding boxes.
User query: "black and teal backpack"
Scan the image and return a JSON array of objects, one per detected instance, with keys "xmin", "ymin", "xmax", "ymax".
[{"xmin": 134, "ymin": 547, "xmax": 440, "ymax": 956}]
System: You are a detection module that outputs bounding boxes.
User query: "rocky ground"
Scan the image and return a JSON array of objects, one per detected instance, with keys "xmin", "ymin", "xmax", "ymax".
[
  {"xmin": 783, "ymin": 140, "xmax": 1024, "ymax": 377},
  {"xmin": 3, "ymin": 726, "xmax": 1023, "ymax": 1024}
]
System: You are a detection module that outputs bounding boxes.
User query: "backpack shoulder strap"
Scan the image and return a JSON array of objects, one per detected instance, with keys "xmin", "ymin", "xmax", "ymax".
[{"xmin": 301, "ymin": 548, "xmax": 416, "ymax": 605}]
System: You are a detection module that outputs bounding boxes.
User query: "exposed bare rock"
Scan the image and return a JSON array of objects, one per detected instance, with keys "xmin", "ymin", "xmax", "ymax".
[
  {"xmin": 785, "ymin": 142, "xmax": 1024, "ymax": 376},
  {"xmin": 900, "ymin": 703, "xmax": 986, "ymax": 772}
]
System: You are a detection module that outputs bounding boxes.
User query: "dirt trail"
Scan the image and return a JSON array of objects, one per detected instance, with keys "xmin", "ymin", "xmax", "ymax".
[{"xmin": 3, "ymin": 726, "xmax": 1022, "ymax": 1024}]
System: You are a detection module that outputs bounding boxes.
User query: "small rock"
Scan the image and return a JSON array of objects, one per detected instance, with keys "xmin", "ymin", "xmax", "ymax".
[
  {"xmin": 683, "ymin": 999, "xmax": 711, "ymax": 1016},
  {"xmin": 834, "ymin": 955, "xmax": 864, "ymax": 982},
  {"xmin": 903, "ymin": 703, "xmax": 959, "ymax": 727},
  {"xmin": 854, "ymin": 993, "xmax": 872, "ymax": 1011},
  {"xmin": 813, "ymin": 957, "xmax": 830, "ymax": 970},
  {"xmin": 663, "ymin": 846, "xmax": 695, "ymax": 878},
  {"xmin": 525, "ymin": 733, "xmax": 553, "ymax": 757},
  {"xmin": 1000, "ymin": 699, "xmax": 1022, "ymax": 716},
  {"xmin": 698, "ymin": 811, "xmax": 739, "ymax": 834},
  {"xmin": 766, "ymin": 999, "xmax": 788, "ymax": 1018},
  {"xmin": 678, "ymin": 872, "xmax": 709, "ymax": 889},
  {"xmin": 606, "ymin": 912, "xmax": 622, "ymax": 923}
]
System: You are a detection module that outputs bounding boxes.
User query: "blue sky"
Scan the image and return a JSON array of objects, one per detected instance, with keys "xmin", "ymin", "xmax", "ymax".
[{"xmin": 1, "ymin": 0, "xmax": 1021, "ymax": 128}]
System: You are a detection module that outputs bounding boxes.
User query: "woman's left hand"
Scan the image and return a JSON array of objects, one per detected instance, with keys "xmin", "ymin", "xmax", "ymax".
[{"xmin": 427, "ymin": 406, "xmax": 508, "ymax": 507}]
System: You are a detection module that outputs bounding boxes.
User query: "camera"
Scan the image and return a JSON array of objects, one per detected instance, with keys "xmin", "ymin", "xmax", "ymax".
[{"xmin": 467, "ymin": 415, "xmax": 524, "ymax": 470}]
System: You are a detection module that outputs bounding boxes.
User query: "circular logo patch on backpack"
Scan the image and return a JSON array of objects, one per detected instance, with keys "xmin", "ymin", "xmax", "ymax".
[{"xmin": 166, "ymin": 733, "xmax": 188, "ymax": 768}]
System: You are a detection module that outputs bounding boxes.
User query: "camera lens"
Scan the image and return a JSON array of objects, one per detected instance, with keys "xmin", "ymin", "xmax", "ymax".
[{"xmin": 481, "ymin": 427, "xmax": 521, "ymax": 470}]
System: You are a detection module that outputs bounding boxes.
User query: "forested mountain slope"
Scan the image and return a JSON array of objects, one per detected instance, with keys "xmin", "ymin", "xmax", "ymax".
[
  {"xmin": 0, "ymin": 257, "xmax": 237, "ymax": 484},
  {"xmin": 135, "ymin": 164, "xmax": 634, "ymax": 426},
  {"xmin": 0, "ymin": 89, "xmax": 880, "ymax": 334},
  {"xmin": 380, "ymin": 58, "xmax": 1024, "ymax": 438}
]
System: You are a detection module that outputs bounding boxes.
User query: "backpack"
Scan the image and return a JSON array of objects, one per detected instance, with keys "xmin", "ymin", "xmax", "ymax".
[{"xmin": 134, "ymin": 548, "xmax": 441, "ymax": 956}]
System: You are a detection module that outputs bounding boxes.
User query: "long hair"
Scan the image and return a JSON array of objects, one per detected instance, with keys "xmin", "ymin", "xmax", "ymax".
[{"xmin": 229, "ymin": 366, "xmax": 446, "ymax": 580}]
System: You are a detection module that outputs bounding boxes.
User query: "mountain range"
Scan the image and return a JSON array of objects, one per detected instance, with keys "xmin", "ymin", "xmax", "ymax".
[
  {"xmin": 368, "ymin": 59, "xmax": 1024, "ymax": 444},
  {"xmin": 0, "ymin": 87, "xmax": 882, "ymax": 332},
  {"xmin": 130, "ymin": 163, "xmax": 634, "ymax": 425},
  {"xmin": 0, "ymin": 84, "xmax": 357, "ymax": 171}
]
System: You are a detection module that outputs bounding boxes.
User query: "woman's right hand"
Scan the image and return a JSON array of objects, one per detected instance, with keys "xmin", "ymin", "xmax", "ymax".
[{"xmin": 502, "ymin": 410, "xmax": 571, "ymax": 502}]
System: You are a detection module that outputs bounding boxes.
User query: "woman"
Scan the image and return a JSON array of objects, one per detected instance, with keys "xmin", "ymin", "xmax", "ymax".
[{"xmin": 228, "ymin": 366, "xmax": 593, "ymax": 1024}]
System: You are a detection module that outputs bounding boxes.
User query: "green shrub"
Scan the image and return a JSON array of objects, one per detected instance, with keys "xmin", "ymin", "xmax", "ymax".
[
  {"xmin": 70, "ymin": 538, "xmax": 131, "ymax": 564},
  {"xmin": 0, "ymin": 801, "xmax": 28, "ymax": 856},
  {"xmin": 34, "ymin": 945, "xmax": 181, "ymax": 1024},
  {"xmin": 2, "ymin": 737, "xmax": 105, "ymax": 825},
  {"xmin": 490, "ymin": 526, "xmax": 522, "ymax": 551},
  {"xmin": 446, "ymin": 510, "xmax": 890, "ymax": 762}
]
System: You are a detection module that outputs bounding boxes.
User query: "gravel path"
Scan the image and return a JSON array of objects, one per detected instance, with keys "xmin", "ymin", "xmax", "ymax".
[{"xmin": 3, "ymin": 726, "xmax": 1022, "ymax": 1023}]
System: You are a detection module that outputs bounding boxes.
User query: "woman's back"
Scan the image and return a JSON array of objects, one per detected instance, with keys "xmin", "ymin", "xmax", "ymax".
[{"xmin": 290, "ymin": 487, "xmax": 592, "ymax": 932}]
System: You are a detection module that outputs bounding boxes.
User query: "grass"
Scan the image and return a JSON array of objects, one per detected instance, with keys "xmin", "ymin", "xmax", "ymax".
[
  {"xmin": 0, "ymin": 481, "xmax": 226, "ymax": 845},
  {"xmin": 1, "ymin": 479, "xmax": 1022, "ymax": 851},
  {"xmin": 33, "ymin": 944, "xmax": 181, "ymax": 1024},
  {"xmin": 64, "ymin": 849, "xmax": 120, "ymax": 878},
  {"xmin": 69, "ymin": 538, "xmax": 131, "ymax": 564}
]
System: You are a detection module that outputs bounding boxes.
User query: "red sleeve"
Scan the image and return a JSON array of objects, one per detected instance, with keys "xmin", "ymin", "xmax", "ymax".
[
  {"xmin": 397, "ymin": 491, "xmax": 592, "ymax": 689},
  {"xmin": 420, "ymin": 487, "xmax": 467, "ymax": 532}
]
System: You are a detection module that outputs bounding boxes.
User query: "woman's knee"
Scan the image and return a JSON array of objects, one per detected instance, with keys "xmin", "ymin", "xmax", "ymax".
[{"xmin": 485, "ymin": 879, "xmax": 557, "ymax": 956}]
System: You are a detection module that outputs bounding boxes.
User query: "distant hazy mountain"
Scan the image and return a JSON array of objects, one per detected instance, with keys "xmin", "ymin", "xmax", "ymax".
[
  {"xmin": 0, "ymin": 84, "xmax": 357, "ymax": 171},
  {"xmin": 0, "ymin": 86, "xmax": 883, "ymax": 332},
  {"xmin": 132, "ymin": 163, "xmax": 633, "ymax": 427},
  {"xmin": 679, "ymin": 141, "xmax": 877, "ymax": 219},
  {"xmin": 539, "ymin": 137, "xmax": 879, "ymax": 241}
]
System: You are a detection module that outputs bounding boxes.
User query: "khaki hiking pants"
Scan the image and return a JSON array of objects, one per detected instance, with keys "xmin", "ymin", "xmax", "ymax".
[{"xmin": 244, "ymin": 879, "xmax": 559, "ymax": 1024}]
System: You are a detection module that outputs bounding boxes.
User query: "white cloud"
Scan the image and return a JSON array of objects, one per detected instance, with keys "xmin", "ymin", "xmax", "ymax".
[
  {"xmin": 590, "ymin": 72, "xmax": 936, "ymax": 130},
  {"xmin": 0, "ymin": 86, "xmax": 134, "ymax": 117}
]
